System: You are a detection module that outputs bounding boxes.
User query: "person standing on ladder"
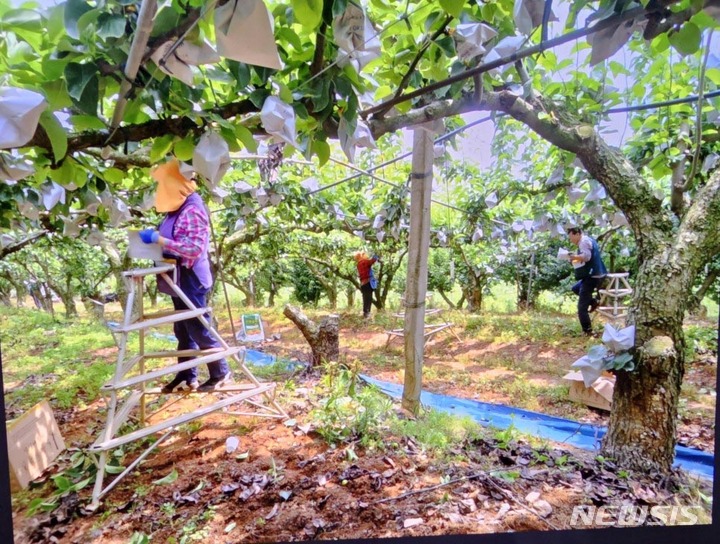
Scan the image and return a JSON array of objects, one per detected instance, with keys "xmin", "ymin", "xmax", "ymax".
[
  {"xmin": 354, "ymin": 251, "xmax": 380, "ymax": 319},
  {"xmin": 138, "ymin": 159, "xmax": 231, "ymax": 393},
  {"xmin": 568, "ymin": 226, "xmax": 607, "ymax": 337}
]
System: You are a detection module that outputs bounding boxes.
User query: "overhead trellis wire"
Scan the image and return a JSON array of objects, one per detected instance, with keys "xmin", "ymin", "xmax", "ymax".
[
  {"xmin": 310, "ymin": 116, "xmax": 495, "ymax": 195},
  {"xmin": 317, "ymin": 80, "xmax": 720, "ymax": 198},
  {"xmin": 605, "ymin": 88, "xmax": 720, "ymax": 114},
  {"xmin": 326, "ymin": 156, "xmax": 508, "ymax": 227}
]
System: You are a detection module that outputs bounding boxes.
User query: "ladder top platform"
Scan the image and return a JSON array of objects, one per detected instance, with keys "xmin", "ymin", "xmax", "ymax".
[
  {"xmin": 123, "ymin": 264, "xmax": 175, "ymax": 278},
  {"xmin": 599, "ymin": 288, "xmax": 633, "ymax": 296}
]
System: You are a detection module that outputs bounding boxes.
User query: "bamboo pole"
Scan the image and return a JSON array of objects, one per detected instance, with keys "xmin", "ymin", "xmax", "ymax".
[
  {"xmin": 402, "ymin": 124, "xmax": 437, "ymax": 414},
  {"xmin": 109, "ymin": 0, "xmax": 157, "ymax": 129}
]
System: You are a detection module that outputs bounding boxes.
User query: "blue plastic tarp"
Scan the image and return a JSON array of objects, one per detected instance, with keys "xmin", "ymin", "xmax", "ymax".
[
  {"xmin": 245, "ymin": 349, "xmax": 306, "ymax": 371},
  {"xmin": 361, "ymin": 375, "xmax": 714, "ymax": 478}
]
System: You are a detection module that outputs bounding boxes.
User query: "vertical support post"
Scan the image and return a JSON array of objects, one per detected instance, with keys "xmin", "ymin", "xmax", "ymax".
[
  {"xmin": 402, "ymin": 124, "xmax": 437, "ymax": 414},
  {"xmin": 138, "ymin": 278, "xmax": 146, "ymax": 425}
]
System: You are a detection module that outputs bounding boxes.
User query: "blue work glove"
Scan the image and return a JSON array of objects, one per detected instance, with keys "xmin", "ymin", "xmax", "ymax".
[{"xmin": 139, "ymin": 228, "xmax": 160, "ymax": 244}]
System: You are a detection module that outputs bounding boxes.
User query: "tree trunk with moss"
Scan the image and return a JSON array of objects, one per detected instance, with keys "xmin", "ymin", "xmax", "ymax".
[
  {"xmin": 602, "ymin": 256, "xmax": 688, "ymax": 472},
  {"xmin": 283, "ymin": 304, "xmax": 339, "ymax": 367}
]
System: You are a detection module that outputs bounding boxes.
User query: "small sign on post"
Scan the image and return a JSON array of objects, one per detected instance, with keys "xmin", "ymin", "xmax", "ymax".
[
  {"xmin": 236, "ymin": 314, "xmax": 266, "ymax": 343},
  {"xmin": 6, "ymin": 400, "xmax": 65, "ymax": 491}
]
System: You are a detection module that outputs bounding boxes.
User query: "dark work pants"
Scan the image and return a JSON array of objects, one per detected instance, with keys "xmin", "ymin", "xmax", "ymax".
[
  {"xmin": 171, "ymin": 269, "xmax": 229, "ymax": 382},
  {"xmin": 572, "ymin": 277, "xmax": 600, "ymax": 333},
  {"xmin": 360, "ymin": 282, "xmax": 374, "ymax": 317}
]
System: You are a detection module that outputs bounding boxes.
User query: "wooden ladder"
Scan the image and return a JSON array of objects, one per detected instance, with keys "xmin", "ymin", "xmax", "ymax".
[{"xmin": 89, "ymin": 264, "xmax": 287, "ymax": 508}]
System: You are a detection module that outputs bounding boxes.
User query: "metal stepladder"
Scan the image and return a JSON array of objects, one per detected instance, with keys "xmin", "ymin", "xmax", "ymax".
[
  {"xmin": 88, "ymin": 263, "xmax": 287, "ymax": 507},
  {"xmin": 384, "ymin": 294, "xmax": 461, "ymax": 349},
  {"xmin": 597, "ymin": 272, "xmax": 633, "ymax": 323}
]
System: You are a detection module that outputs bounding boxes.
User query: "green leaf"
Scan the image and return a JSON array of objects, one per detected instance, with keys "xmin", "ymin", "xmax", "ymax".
[
  {"xmin": 312, "ymin": 140, "xmax": 330, "ymax": 166},
  {"xmin": 434, "ymin": 35, "xmax": 456, "ymax": 58},
  {"xmin": 70, "ymin": 476, "xmax": 93, "ymax": 492},
  {"xmin": 105, "ymin": 464, "xmax": 125, "ymax": 474},
  {"xmin": 332, "ymin": 0, "xmax": 348, "ymax": 18},
  {"xmin": 64, "ymin": 62, "xmax": 99, "ymax": 115},
  {"xmin": 97, "ymin": 13, "xmax": 126, "ymax": 39},
  {"xmin": 151, "ymin": 5, "xmax": 183, "ymax": 37},
  {"xmin": 669, "ymin": 22, "xmax": 701, "ymax": 56},
  {"xmin": 650, "ymin": 33, "xmax": 671, "ymax": 54},
  {"xmin": 76, "ymin": 7, "xmax": 100, "ymax": 38},
  {"xmin": 706, "ymin": 68, "xmax": 720, "ymax": 86},
  {"xmin": 218, "ymin": 126, "xmax": 240, "ymax": 152},
  {"xmin": 49, "ymin": 159, "xmax": 76, "ymax": 185},
  {"xmin": 439, "ymin": 0, "xmax": 464, "ymax": 18},
  {"xmin": 41, "ymin": 58, "xmax": 71, "ymax": 81},
  {"xmin": 235, "ymin": 124, "xmax": 257, "ymax": 152},
  {"xmin": 689, "ymin": 10, "xmax": 719, "ymax": 30},
  {"xmin": 173, "ymin": 135, "xmax": 196, "ymax": 161},
  {"xmin": 226, "ymin": 60, "xmax": 251, "ymax": 89},
  {"xmin": 39, "ymin": 111, "xmax": 68, "ymax": 162},
  {"xmin": 153, "ymin": 469, "xmax": 179, "ymax": 486},
  {"xmin": 278, "ymin": 83, "xmax": 293, "ymax": 104},
  {"xmin": 52, "ymin": 475, "xmax": 72, "ymax": 491},
  {"xmin": 129, "ymin": 533, "xmax": 150, "ymax": 544},
  {"xmin": 2, "ymin": 9, "xmax": 43, "ymax": 31},
  {"xmin": 276, "ymin": 27, "xmax": 303, "ymax": 51},
  {"xmin": 64, "ymin": 0, "xmax": 93, "ymax": 40},
  {"xmin": 150, "ymin": 135, "xmax": 175, "ymax": 163},
  {"xmin": 103, "ymin": 168, "xmax": 125, "ymax": 184},
  {"xmin": 70, "ymin": 114, "xmax": 106, "ymax": 131},
  {"xmin": 292, "ymin": 0, "xmax": 323, "ymax": 29}
]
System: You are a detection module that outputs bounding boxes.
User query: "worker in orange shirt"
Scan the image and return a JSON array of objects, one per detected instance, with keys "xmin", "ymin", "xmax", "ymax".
[{"xmin": 354, "ymin": 252, "xmax": 380, "ymax": 319}]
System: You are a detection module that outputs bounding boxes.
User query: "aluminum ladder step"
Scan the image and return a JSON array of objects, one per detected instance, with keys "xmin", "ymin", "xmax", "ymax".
[
  {"xmin": 114, "ymin": 307, "xmax": 212, "ymax": 333},
  {"xmin": 90, "ymin": 384, "xmax": 276, "ymax": 452},
  {"xmin": 101, "ymin": 347, "xmax": 243, "ymax": 391}
]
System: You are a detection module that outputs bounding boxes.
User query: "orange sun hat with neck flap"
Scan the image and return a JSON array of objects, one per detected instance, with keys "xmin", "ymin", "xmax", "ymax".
[{"xmin": 151, "ymin": 159, "xmax": 197, "ymax": 213}]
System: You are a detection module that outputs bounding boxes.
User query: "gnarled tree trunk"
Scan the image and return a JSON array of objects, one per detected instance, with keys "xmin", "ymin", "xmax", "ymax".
[
  {"xmin": 602, "ymin": 255, "xmax": 688, "ymax": 472},
  {"xmin": 463, "ymin": 284, "xmax": 483, "ymax": 312},
  {"xmin": 283, "ymin": 304, "xmax": 339, "ymax": 367}
]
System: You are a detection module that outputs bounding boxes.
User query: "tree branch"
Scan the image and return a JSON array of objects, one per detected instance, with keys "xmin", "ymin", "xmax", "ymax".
[
  {"xmin": 26, "ymin": 99, "xmax": 259, "ymax": 158},
  {"xmin": 670, "ymin": 122, "xmax": 690, "ymax": 218},
  {"xmin": 674, "ymin": 167, "xmax": 720, "ymax": 278},
  {"xmin": 373, "ymin": 14, "xmax": 453, "ymax": 118},
  {"xmin": 0, "ymin": 231, "xmax": 48, "ymax": 260},
  {"xmin": 310, "ymin": 21, "xmax": 328, "ymax": 77}
]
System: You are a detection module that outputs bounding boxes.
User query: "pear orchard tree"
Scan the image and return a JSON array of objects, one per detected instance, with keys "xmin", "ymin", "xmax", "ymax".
[{"xmin": 1, "ymin": 0, "xmax": 720, "ymax": 473}]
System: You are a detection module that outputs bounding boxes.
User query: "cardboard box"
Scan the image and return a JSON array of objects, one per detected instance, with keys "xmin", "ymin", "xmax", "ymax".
[
  {"xmin": 6, "ymin": 400, "xmax": 65, "ymax": 491},
  {"xmin": 563, "ymin": 371, "xmax": 615, "ymax": 411}
]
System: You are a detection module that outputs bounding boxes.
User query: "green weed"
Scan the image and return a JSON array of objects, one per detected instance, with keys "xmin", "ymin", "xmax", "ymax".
[
  {"xmin": 1, "ymin": 306, "xmax": 117, "ymax": 411},
  {"xmin": 390, "ymin": 410, "xmax": 483, "ymax": 453},
  {"xmin": 310, "ymin": 361, "xmax": 393, "ymax": 446}
]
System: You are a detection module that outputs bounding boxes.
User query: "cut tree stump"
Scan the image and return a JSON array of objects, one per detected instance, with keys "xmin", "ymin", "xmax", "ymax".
[{"xmin": 283, "ymin": 304, "xmax": 339, "ymax": 366}]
